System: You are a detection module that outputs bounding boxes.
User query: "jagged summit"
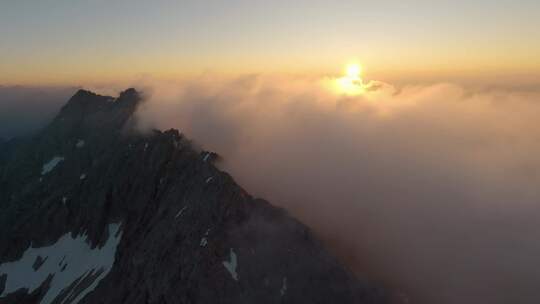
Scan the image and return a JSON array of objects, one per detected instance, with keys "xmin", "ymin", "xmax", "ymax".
[
  {"xmin": 41, "ymin": 88, "xmax": 143, "ymax": 144},
  {"xmin": 61, "ymin": 88, "xmax": 141, "ymax": 117},
  {"xmin": 118, "ymin": 87, "xmax": 139, "ymax": 98},
  {"xmin": 70, "ymin": 87, "xmax": 139, "ymax": 100},
  {"xmin": 0, "ymin": 89, "xmax": 385, "ymax": 304},
  {"xmin": 72, "ymin": 88, "xmax": 101, "ymax": 98}
]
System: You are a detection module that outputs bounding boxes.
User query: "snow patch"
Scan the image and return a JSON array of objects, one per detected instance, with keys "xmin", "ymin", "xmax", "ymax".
[
  {"xmin": 203, "ymin": 152, "xmax": 211, "ymax": 162},
  {"xmin": 200, "ymin": 229, "xmax": 210, "ymax": 247},
  {"xmin": 41, "ymin": 157, "xmax": 64, "ymax": 175},
  {"xmin": 280, "ymin": 277, "xmax": 288, "ymax": 296},
  {"xmin": 80, "ymin": 174, "xmax": 86, "ymax": 180},
  {"xmin": 62, "ymin": 197, "xmax": 67, "ymax": 205},
  {"xmin": 0, "ymin": 224, "xmax": 122, "ymax": 304},
  {"xmin": 175, "ymin": 206, "xmax": 188, "ymax": 219},
  {"xmin": 173, "ymin": 137, "xmax": 182, "ymax": 149},
  {"xmin": 222, "ymin": 248, "xmax": 238, "ymax": 281},
  {"xmin": 76, "ymin": 140, "xmax": 85, "ymax": 148}
]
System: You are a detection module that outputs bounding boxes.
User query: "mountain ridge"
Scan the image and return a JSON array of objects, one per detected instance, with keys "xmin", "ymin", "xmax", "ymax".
[{"xmin": 0, "ymin": 88, "xmax": 386, "ymax": 304}]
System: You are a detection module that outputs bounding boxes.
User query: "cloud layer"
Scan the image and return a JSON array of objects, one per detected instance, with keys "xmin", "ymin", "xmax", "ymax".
[{"xmin": 135, "ymin": 75, "xmax": 540, "ymax": 304}]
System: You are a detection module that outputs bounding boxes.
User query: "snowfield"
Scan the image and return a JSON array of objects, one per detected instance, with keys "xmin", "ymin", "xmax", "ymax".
[
  {"xmin": 223, "ymin": 248, "xmax": 238, "ymax": 281},
  {"xmin": 41, "ymin": 156, "xmax": 64, "ymax": 175},
  {"xmin": 0, "ymin": 223, "xmax": 122, "ymax": 304}
]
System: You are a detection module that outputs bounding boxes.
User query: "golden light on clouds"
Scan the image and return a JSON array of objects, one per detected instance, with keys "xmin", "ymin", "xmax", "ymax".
[{"xmin": 334, "ymin": 63, "xmax": 365, "ymax": 96}]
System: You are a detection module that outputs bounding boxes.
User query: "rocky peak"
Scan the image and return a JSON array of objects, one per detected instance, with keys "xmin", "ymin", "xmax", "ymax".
[
  {"xmin": 43, "ymin": 88, "xmax": 142, "ymax": 142},
  {"xmin": 118, "ymin": 87, "xmax": 139, "ymax": 99},
  {"xmin": 61, "ymin": 89, "xmax": 112, "ymax": 115},
  {"xmin": 60, "ymin": 88, "xmax": 140, "ymax": 119}
]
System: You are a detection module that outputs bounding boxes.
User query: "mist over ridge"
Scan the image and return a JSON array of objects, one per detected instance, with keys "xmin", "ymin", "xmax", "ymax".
[
  {"xmin": 134, "ymin": 74, "xmax": 540, "ymax": 304},
  {"xmin": 2, "ymin": 74, "xmax": 540, "ymax": 303}
]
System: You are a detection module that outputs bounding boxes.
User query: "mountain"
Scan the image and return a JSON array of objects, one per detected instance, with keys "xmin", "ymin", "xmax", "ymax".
[{"xmin": 0, "ymin": 89, "xmax": 386, "ymax": 304}]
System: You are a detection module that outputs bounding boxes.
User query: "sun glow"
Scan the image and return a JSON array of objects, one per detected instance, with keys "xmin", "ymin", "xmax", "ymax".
[
  {"xmin": 346, "ymin": 64, "xmax": 361, "ymax": 78},
  {"xmin": 335, "ymin": 63, "xmax": 365, "ymax": 96}
]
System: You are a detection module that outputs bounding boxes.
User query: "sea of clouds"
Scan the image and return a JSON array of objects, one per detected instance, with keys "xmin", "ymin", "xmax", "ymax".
[{"xmin": 135, "ymin": 74, "xmax": 540, "ymax": 304}]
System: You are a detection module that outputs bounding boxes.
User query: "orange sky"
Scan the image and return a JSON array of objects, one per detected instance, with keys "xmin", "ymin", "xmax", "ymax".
[{"xmin": 1, "ymin": 1, "xmax": 539, "ymax": 86}]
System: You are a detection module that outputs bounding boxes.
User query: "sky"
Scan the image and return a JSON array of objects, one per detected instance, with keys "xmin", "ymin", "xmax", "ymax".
[{"xmin": 1, "ymin": 0, "xmax": 540, "ymax": 85}]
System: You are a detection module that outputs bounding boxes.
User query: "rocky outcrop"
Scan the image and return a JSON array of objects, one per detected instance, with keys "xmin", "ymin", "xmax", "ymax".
[{"xmin": 0, "ymin": 89, "xmax": 386, "ymax": 304}]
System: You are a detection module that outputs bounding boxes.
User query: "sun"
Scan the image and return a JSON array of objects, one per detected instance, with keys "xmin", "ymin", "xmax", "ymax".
[
  {"xmin": 346, "ymin": 64, "xmax": 362, "ymax": 78},
  {"xmin": 334, "ymin": 63, "xmax": 365, "ymax": 95}
]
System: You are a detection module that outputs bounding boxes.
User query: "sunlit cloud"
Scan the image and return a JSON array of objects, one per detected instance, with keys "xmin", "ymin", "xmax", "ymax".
[{"xmin": 133, "ymin": 73, "xmax": 540, "ymax": 304}]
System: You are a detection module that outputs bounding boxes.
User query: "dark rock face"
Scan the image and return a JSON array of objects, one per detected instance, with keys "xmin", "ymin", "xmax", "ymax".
[
  {"xmin": 32, "ymin": 256, "xmax": 47, "ymax": 271},
  {"xmin": 0, "ymin": 89, "xmax": 386, "ymax": 304},
  {"xmin": 0, "ymin": 274, "xmax": 6, "ymax": 294}
]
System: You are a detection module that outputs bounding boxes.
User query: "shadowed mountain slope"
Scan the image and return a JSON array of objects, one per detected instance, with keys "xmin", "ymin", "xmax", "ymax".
[{"xmin": 0, "ymin": 89, "xmax": 385, "ymax": 304}]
